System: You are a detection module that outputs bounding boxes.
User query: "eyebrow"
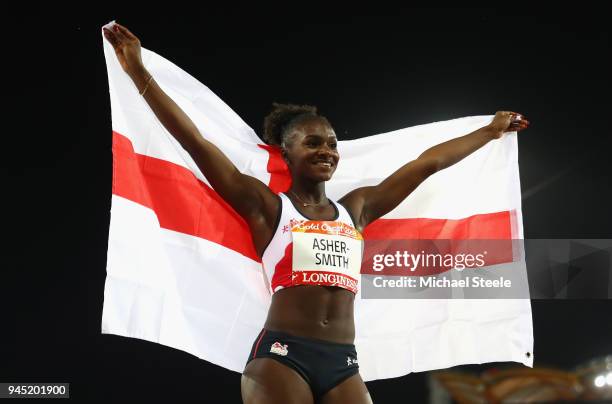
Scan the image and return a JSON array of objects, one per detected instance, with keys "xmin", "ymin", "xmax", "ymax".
[{"xmin": 304, "ymin": 134, "xmax": 337, "ymax": 141}]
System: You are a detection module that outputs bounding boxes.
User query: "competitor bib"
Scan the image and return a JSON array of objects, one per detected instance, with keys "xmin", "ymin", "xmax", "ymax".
[{"xmin": 291, "ymin": 220, "xmax": 363, "ymax": 293}]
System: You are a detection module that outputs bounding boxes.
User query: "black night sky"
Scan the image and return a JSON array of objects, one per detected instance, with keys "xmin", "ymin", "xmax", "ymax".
[{"xmin": 5, "ymin": 5, "xmax": 611, "ymax": 403}]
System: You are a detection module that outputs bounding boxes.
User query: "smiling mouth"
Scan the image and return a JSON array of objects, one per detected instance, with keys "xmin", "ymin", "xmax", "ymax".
[{"xmin": 313, "ymin": 161, "xmax": 333, "ymax": 168}]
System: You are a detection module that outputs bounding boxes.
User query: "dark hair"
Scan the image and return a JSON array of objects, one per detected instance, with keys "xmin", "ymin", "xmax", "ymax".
[{"xmin": 263, "ymin": 102, "xmax": 326, "ymax": 147}]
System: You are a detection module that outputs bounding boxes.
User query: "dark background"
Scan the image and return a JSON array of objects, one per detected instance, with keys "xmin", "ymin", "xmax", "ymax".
[{"xmin": 4, "ymin": 5, "xmax": 611, "ymax": 403}]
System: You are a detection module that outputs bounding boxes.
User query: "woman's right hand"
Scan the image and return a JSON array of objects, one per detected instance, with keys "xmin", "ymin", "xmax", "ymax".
[
  {"xmin": 487, "ymin": 111, "xmax": 530, "ymax": 139},
  {"xmin": 102, "ymin": 22, "xmax": 145, "ymax": 78}
]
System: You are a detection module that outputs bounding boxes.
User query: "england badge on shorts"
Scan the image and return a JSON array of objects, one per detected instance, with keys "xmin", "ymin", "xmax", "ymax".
[{"xmin": 270, "ymin": 342, "xmax": 288, "ymax": 356}]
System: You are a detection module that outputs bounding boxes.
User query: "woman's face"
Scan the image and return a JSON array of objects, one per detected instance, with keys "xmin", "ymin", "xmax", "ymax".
[{"xmin": 282, "ymin": 118, "xmax": 340, "ymax": 182}]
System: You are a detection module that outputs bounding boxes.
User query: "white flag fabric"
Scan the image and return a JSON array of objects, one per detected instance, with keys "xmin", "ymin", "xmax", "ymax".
[{"xmin": 102, "ymin": 33, "xmax": 533, "ymax": 381}]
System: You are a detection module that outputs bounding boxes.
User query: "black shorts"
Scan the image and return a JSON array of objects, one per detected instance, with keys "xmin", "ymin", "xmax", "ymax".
[{"xmin": 246, "ymin": 328, "xmax": 360, "ymax": 399}]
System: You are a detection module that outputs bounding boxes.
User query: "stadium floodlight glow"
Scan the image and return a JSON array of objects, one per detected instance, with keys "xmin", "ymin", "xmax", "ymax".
[
  {"xmin": 594, "ymin": 375, "xmax": 606, "ymax": 388},
  {"xmin": 606, "ymin": 372, "xmax": 612, "ymax": 386}
]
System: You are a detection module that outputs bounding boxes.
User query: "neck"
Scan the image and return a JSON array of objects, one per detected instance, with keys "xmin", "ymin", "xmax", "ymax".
[{"xmin": 288, "ymin": 178, "xmax": 326, "ymax": 204}]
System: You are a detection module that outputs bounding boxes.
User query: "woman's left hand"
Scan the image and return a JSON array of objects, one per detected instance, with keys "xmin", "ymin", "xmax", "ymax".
[
  {"xmin": 488, "ymin": 111, "xmax": 530, "ymax": 139},
  {"xmin": 102, "ymin": 22, "xmax": 145, "ymax": 79}
]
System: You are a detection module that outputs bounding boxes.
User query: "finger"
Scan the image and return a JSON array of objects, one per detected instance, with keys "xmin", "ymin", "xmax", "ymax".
[
  {"xmin": 115, "ymin": 23, "xmax": 138, "ymax": 40},
  {"xmin": 512, "ymin": 116, "xmax": 528, "ymax": 124},
  {"xmin": 509, "ymin": 121, "xmax": 528, "ymax": 129},
  {"xmin": 512, "ymin": 118, "xmax": 529, "ymax": 126},
  {"xmin": 512, "ymin": 123, "xmax": 529, "ymax": 131},
  {"xmin": 510, "ymin": 112, "xmax": 528, "ymax": 121},
  {"xmin": 508, "ymin": 127, "xmax": 526, "ymax": 133},
  {"xmin": 112, "ymin": 24, "xmax": 127, "ymax": 41},
  {"xmin": 111, "ymin": 23, "xmax": 126, "ymax": 43},
  {"xmin": 103, "ymin": 29, "xmax": 119, "ymax": 47}
]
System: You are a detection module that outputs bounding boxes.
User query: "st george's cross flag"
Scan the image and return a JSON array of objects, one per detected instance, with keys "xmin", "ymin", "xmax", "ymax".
[{"xmin": 101, "ymin": 29, "xmax": 533, "ymax": 381}]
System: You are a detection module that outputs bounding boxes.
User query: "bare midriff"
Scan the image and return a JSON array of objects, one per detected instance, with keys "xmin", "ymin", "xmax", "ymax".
[{"xmin": 263, "ymin": 285, "xmax": 355, "ymax": 344}]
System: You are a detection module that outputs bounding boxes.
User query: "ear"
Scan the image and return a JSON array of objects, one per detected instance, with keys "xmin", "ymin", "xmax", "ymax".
[{"xmin": 281, "ymin": 148, "xmax": 290, "ymax": 164}]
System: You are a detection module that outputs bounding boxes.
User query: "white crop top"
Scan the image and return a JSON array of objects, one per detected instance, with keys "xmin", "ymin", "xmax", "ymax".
[{"xmin": 261, "ymin": 193, "xmax": 364, "ymax": 294}]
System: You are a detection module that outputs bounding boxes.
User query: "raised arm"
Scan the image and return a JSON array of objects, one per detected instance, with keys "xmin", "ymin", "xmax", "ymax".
[
  {"xmin": 103, "ymin": 23, "xmax": 278, "ymax": 241},
  {"xmin": 339, "ymin": 112, "xmax": 530, "ymax": 232}
]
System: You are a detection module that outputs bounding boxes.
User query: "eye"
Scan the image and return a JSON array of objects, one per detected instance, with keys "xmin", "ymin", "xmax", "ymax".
[{"xmin": 330, "ymin": 143, "xmax": 338, "ymax": 149}]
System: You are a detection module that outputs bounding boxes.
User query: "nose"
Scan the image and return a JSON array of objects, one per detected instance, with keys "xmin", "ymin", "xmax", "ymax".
[{"xmin": 317, "ymin": 143, "xmax": 336, "ymax": 156}]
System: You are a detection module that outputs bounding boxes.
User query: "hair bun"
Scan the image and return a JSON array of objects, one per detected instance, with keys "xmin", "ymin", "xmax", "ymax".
[{"xmin": 263, "ymin": 102, "xmax": 319, "ymax": 146}]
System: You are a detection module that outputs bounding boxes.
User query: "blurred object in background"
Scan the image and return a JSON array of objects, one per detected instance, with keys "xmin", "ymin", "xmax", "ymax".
[
  {"xmin": 574, "ymin": 355, "xmax": 612, "ymax": 402},
  {"xmin": 428, "ymin": 357, "xmax": 612, "ymax": 403}
]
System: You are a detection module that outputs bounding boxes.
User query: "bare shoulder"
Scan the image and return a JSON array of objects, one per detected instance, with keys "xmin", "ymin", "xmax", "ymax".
[
  {"xmin": 235, "ymin": 174, "xmax": 282, "ymax": 258},
  {"xmin": 237, "ymin": 173, "xmax": 281, "ymax": 225},
  {"xmin": 338, "ymin": 186, "xmax": 375, "ymax": 233}
]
